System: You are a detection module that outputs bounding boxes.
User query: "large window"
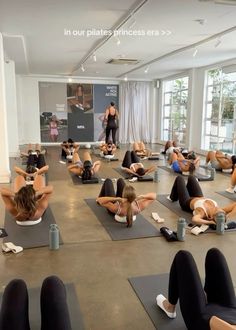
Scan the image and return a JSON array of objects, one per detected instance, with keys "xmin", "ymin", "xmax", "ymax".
[
  {"xmin": 203, "ymin": 68, "xmax": 236, "ymax": 153},
  {"xmin": 162, "ymin": 76, "xmax": 189, "ymax": 145}
]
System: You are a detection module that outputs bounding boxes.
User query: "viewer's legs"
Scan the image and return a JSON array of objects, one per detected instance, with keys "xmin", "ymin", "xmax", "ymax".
[
  {"xmin": 204, "ymin": 248, "xmax": 236, "ymax": 307},
  {"xmin": 116, "ymin": 178, "xmax": 126, "ymax": 197},
  {"xmin": 40, "ymin": 276, "xmax": 72, "ymax": 330},
  {"xmin": 0, "ymin": 279, "xmax": 30, "ymax": 330},
  {"xmin": 122, "ymin": 151, "xmax": 132, "ymax": 168},
  {"xmin": 99, "ymin": 178, "xmax": 115, "ymax": 197},
  {"xmin": 168, "ymin": 250, "xmax": 207, "ymax": 329}
]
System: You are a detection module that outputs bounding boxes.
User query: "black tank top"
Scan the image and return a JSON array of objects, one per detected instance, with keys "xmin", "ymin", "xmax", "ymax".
[{"xmin": 107, "ymin": 113, "xmax": 117, "ymax": 128}]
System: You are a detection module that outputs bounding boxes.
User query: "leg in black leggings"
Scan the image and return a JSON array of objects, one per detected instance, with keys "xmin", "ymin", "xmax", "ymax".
[
  {"xmin": 116, "ymin": 178, "xmax": 125, "ymax": 197},
  {"xmin": 99, "ymin": 178, "xmax": 115, "ymax": 197},
  {"xmin": 27, "ymin": 154, "xmax": 36, "ymax": 167},
  {"xmin": 204, "ymin": 248, "xmax": 236, "ymax": 307},
  {"xmin": 111, "ymin": 128, "xmax": 117, "ymax": 146},
  {"xmin": 168, "ymin": 250, "xmax": 208, "ymax": 330},
  {"xmin": 36, "ymin": 154, "xmax": 46, "ymax": 169},
  {"xmin": 105, "ymin": 127, "xmax": 111, "ymax": 144},
  {"xmin": 40, "ymin": 276, "xmax": 72, "ymax": 330},
  {"xmin": 0, "ymin": 279, "xmax": 30, "ymax": 330},
  {"xmin": 131, "ymin": 151, "xmax": 140, "ymax": 163},
  {"xmin": 170, "ymin": 175, "xmax": 203, "ymax": 211},
  {"xmin": 122, "ymin": 151, "xmax": 132, "ymax": 168}
]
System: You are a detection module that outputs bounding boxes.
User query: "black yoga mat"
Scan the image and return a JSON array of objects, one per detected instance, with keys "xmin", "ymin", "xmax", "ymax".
[
  {"xmin": 128, "ymin": 273, "xmax": 185, "ymax": 330},
  {"xmin": 216, "ymin": 191, "xmax": 236, "ymax": 201},
  {"xmin": 157, "ymin": 195, "xmax": 236, "ymax": 234},
  {"xmin": 0, "ymin": 283, "xmax": 84, "ymax": 330},
  {"xmin": 158, "ymin": 166, "xmax": 213, "ymax": 181},
  {"xmin": 85, "ymin": 198, "xmax": 160, "ymax": 240},
  {"xmin": 114, "ymin": 167, "xmax": 153, "ymax": 181},
  {"xmin": 3, "ymin": 207, "xmax": 63, "ymax": 249},
  {"xmin": 70, "ymin": 173, "xmax": 100, "ymax": 185}
]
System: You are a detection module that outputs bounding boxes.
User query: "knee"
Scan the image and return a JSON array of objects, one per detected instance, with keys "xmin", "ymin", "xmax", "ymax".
[
  {"xmin": 41, "ymin": 275, "xmax": 66, "ymax": 297},
  {"xmin": 117, "ymin": 178, "xmax": 125, "ymax": 186}
]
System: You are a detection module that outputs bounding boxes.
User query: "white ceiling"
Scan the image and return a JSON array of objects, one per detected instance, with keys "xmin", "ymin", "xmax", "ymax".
[{"xmin": 0, "ymin": 0, "xmax": 236, "ymax": 79}]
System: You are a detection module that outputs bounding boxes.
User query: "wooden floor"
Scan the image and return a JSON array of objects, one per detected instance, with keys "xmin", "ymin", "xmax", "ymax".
[{"xmin": 0, "ymin": 144, "xmax": 236, "ymax": 330}]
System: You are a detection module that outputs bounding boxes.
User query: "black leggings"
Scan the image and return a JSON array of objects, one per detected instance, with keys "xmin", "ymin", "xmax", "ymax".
[
  {"xmin": 168, "ymin": 248, "xmax": 236, "ymax": 330},
  {"xmin": 0, "ymin": 279, "xmax": 30, "ymax": 330},
  {"xmin": 41, "ymin": 276, "xmax": 72, "ymax": 330},
  {"xmin": 99, "ymin": 178, "xmax": 125, "ymax": 198},
  {"xmin": 105, "ymin": 126, "xmax": 117, "ymax": 146},
  {"xmin": 169, "ymin": 175, "xmax": 203, "ymax": 212},
  {"xmin": 122, "ymin": 151, "xmax": 140, "ymax": 168},
  {"xmin": 0, "ymin": 276, "xmax": 72, "ymax": 330},
  {"xmin": 27, "ymin": 154, "xmax": 46, "ymax": 169}
]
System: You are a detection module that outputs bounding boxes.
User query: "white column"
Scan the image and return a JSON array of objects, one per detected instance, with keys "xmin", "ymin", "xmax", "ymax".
[
  {"xmin": 5, "ymin": 60, "xmax": 20, "ymax": 156},
  {"xmin": 0, "ymin": 33, "xmax": 11, "ymax": 183}
]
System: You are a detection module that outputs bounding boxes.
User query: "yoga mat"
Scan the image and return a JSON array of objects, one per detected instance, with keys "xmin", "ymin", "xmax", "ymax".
[
  {"xmin": 94, "ymin": 153, "xmax": 119, "ymax": 161},
  {"xmin": 85, "ymin": 198, "xmax": 160, "ymax": 240},
  {"xmin": 157, "ymin": 195, "xmax": 236, "ymax": 234},
  {"xmin": 128, "ymin": 273, "xmax": 185, "ymax": 330},
  {"xmin": 158, "ymin": 166, "xmax": 212, "ymax": 181},
  {"xmin": 216, "ymin": 191, "xmax": 236, "ymax": 201},
  {"xmin": 70, "ymin": 173, "xmax": 100, "ymax": 185},
  {"xmin": 0, "ymin": 283, "xmax": 84, "ymax": 330},
  {"xmin": 3, "ymin": 207, "xmax": 63, "ymax": 249},
  {"xmin": 114, "ymin": 168, "xmax": 153, "ymax": 181}
]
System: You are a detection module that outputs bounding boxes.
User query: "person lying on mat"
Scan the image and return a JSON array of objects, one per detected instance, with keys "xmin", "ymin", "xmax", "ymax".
[
  {"xmin": 100, "ymin": 140, "xmax": 116, "ymax": 159},
  {"xmin": 205, "ymin": 150, "xmax": 236, "ymax": 172},
  {"xmin": 156, "ymin": 248, "xmax": 236, "ymax": 330},
  {"xmin": 15, "ymin": 151, "xmax": 48, "ymax": 184},
  {"xmin": 163, "ymin": 140, "xmax": 178, "ymax": 154},
  {"xmin": 121, "ymin": 150, "xmax": 156, "ymax": 177},
  {"xmin": 96, "ymin": 178, "xmax": 156, "ymax": 227},
  {"xmin": 61, "ymin": 138, "xmax": 79, "ymax": 161},
  {"xmin": 67, "ymin": 151, "xmax": 101, "ymax": 180},
  {"xmin": 168, "ymin": 149, "xmax": 200, "ymax": 174},
  {"xmin": 0, "ymin": 173, "xmax": 53, "ymax": 224},
  {"xmin": 168, "ymin": 175, "xmax": 236, "ymax": 225},
  {"xmin": 132, "ymin": 141, "xmax": 158, "ymax": 158}
]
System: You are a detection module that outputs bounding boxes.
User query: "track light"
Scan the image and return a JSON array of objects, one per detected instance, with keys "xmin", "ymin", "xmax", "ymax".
[
  {"xmin": 193, "ymin": 48, "xmax": 198, "ymax": 57},
  {"xmin": 144, "ymin": 66, "xmax": 149, "ymax": 74},
  {"xmin": 124, "ymin": 76, "xmax": 128, "ymax": 81},
  {"xmin": 81, "ymin": 64, "xmax": 85, "ymax": 72},
  {"xmin": 68, "ymin": 78, "xmax": 72, "ymax": 83},
  {"xmin": 92, "ymin": 53, "xmax": 97, "ymax": 62},
  {"xmin": 115, "ymin": 37, "xmax": 121, "ymax": 46},
  {"xmin": 214, "ymin": 38, "xmax": 221, "ymax": 48}
]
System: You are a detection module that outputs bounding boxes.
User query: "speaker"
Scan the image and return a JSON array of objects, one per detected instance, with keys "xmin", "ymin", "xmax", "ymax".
[{"xmin": 155, "ymin": 79, "xmax": 160, "ymax": 88}]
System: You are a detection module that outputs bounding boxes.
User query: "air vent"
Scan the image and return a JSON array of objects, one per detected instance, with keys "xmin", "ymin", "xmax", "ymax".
[
  {"xmin": 199, "ymin": 0, "xmax": 236, "ymax": 4},
  {"xmin": 107, "ymin": 58, "xmax": 140, "ymax": 65}
]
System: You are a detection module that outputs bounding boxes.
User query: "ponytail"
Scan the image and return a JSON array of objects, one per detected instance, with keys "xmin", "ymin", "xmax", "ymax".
[
  {"xmin": 122, "ymin": 185, "xmax": 136, "ymax": 228},
  {"xmin": 126, "ymin": 201, "xmax": 133, "ymax": 228}
]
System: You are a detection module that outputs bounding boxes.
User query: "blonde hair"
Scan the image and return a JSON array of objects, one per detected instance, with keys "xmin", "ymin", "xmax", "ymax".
[
  {"xmin": 14, "ymin": 186, "xmax": 37, "ymax": 219},
  {"xmin": 122, "ymin": 185, "xmax": 137, "ymax": 228}
]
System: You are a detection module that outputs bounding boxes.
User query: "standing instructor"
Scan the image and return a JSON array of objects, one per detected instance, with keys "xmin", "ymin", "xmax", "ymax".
[{"xmin": 105, "ymin": 102, "xmax": 119, "ymax": 146}]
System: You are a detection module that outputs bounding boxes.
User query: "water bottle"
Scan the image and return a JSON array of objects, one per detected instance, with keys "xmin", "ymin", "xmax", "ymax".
[
  {"xmin": 215, "ymin": 212, "xmax": 225, "ymax": 235},
  {"xmin": 49, "ymin": 224, "xmax": 59, "ymax": 250},
  {"xmin": 210, "ymin": 167, "xmax": 215, "ymax": 180},
  {"xmin": 177, "ymin": 218, "xmax": 186, "ymax": 241},
  {"xmin": 154, "ymin": 167, "xmax": 159, "ymax": 182}
]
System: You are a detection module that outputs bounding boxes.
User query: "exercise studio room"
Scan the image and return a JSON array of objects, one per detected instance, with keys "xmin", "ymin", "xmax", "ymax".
[{"xmin": 1, "ymin": 0, "xmax": 236, "ymax": 329}]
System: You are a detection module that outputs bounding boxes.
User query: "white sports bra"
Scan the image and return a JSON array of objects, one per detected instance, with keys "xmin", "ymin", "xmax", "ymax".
[
  {"xmin": 16, "ymin": 217, "xmax": 42, "ymax": 226},
  {"xmin": 193, "ymin": 199, "xmax": 218, "ymax": 218}
]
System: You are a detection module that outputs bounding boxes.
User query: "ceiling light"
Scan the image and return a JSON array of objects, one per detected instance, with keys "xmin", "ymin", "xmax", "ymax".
[
  {"xmin": 92, "ymin": 53, "xmax": 97, "ymax": 62},
  {"xmin": 124, "ymin": 76, "xmax": 128, "ymax": 81},
  {"xmin": 144, "ymin": 66, "xmax": 149, "ymax": 74},
  {"xmin": 81, "ymin": 64, "xmax": 85, "ymax": 72},
  {"xmin": 68, "ymin": 78, "xmax": 72, "ymax": 83},
  {"xmin": 193, "ymin": 49, "xmax": 198, "ymax": 57},
  {"xmin": 115, "ymin": 37, "xmax": 121, "ymax": 46},
  {"xmin": 214, "ymin": 38, "xmax": 221, "ymax": 47}
]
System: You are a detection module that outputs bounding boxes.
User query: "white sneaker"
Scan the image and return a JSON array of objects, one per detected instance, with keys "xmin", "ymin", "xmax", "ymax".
[
  {"xmin": 226, "ymin": 187, "xmax": 235, "ymax": 194},
  {"xmin": 166, "ymin": 195, "xmax": 173, "ymax": 201},
  {"xmin": 156, "ymin": 294, "xmax": 176, "ymax": 318}
]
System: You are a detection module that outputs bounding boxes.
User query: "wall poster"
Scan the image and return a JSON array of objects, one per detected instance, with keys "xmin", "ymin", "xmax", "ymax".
[{"xmin": 39, "ymin": 82, "xmax": 119, "ymax": 143}]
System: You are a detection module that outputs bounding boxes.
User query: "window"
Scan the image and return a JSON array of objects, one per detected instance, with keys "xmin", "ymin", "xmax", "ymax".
[
  {"xmin": 202, "ymin": 69, "xmax": 236, "ymax": 153},
  {"xmin": 162, "ymin": 76, "xmax": 189, "ymax": 145}
]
